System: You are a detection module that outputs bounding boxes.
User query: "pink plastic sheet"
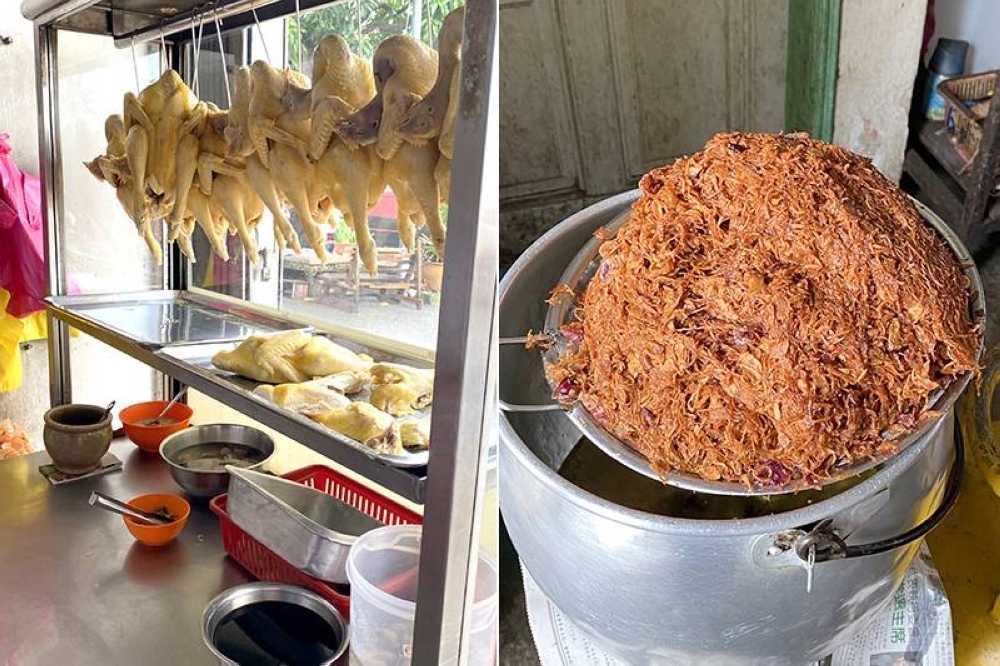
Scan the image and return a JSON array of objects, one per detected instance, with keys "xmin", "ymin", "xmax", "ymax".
[{"xmin": 0, "ymin": 133, "xmax": 46, "ymax": 318}]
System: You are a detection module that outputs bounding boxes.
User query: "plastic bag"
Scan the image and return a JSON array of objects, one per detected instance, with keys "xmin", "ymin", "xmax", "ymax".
[{"xmin": 0, "ymin": 133, "xmax": 46, "ymax": 318}]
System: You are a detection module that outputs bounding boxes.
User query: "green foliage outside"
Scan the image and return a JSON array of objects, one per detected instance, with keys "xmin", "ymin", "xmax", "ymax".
[
  {"xmin": 331, "ymin": 214, "xmax": 357, "ymax": 244},
  {"xmin": 288, "ymin": 0, "xmax": 462, "ymax": 70}
]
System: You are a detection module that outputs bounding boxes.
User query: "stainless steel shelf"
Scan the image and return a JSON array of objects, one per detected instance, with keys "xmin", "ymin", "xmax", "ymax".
[{"xmin": 46, "ymin": 292, "xmax": 429, "ymax": 503}]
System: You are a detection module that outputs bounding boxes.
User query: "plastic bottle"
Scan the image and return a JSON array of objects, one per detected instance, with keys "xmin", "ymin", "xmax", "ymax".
[{"xmin": 925, "ymin": 38, "xmax": 969, "ymax": 121}]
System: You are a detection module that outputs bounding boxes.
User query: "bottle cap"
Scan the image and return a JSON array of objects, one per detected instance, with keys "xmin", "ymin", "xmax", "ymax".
[{"xmin": 929, "ymin": 38, "xmax": 969, "ymax": 76}]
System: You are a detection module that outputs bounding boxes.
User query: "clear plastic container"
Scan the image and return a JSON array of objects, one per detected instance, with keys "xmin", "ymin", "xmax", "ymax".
[{"xmin": 346, "ymin": 524, "xmax": 498, "ymax": 665}]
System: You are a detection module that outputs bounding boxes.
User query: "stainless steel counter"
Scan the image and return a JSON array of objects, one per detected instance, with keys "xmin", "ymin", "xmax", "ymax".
[{"xmin": 0, "ymin": 440, "xmax": 252, "ymax": 665}]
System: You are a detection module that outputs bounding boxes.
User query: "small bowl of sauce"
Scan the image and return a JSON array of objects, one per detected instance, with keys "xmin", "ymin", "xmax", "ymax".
[
  {"xmin": 121, "ymin": 400, "xmax": 194, "ymax": 453},
  {"xmin": 123, "ymin": 493, "xmax": 190, "ymax": 547}
]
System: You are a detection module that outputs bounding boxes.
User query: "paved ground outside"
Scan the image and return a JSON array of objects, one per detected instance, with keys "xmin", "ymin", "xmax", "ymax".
[{"xmin": 282, "ymin": 296, "xmax": 440, "ymax": 350}]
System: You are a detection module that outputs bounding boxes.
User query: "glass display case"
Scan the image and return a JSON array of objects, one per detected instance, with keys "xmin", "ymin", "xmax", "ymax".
[{"xmin": 24, "ymin": 0, "xmax": 497, "ymax": 661}]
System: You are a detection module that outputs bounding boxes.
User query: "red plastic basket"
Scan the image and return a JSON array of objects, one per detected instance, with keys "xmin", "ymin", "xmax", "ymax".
[{"xmin": 209, "ymin": 464, "xmax": 423, "ymax": 619}]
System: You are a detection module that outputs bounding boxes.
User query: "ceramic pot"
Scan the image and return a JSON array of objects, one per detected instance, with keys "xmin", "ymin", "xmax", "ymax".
[
  {"xmin": 43, "ymin": 404, "xmax": 113, "ymax": 474},
  {"xmin": 423, "ymin": 262, "xmax": 444, "ymax": 292}
]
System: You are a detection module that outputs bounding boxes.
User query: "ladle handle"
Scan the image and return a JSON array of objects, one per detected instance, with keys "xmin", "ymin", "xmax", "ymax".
[{"xmin": 794, "ymin": 420, "xmax": 964, "ymax": 564}]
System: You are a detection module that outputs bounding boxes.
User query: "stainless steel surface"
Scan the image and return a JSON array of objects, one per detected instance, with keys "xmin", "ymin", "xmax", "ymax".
[
  {"xmin": 412, "ymin": 1, "xmax": 499, "ymax": 663},
  {"xmin": 89, "ymin": 490, "xmax": 174, "ymax": 525},
  {"xmin": 160, "ymin": 424, "xmax": 274, "ymax": 499},
  {"xmin": 46, "ymin": 290, "xmax": 312, "ymax": 349},
  {"xmin": 0, "ymin": 439, "xmax": 253, "ymax": 665},
  {"xmin": 227, "ymin": 467, "xmax": 382, "ymax": 584},
  {"xmin": 162, "ymin": 342, "xmax": 432, "ymax": 469},
  {"xmin": 201, "ymin": 581, "xmax": 349, "ymax": 666},
  {"xmin": 539, "ymin": 197, "xmax": 985, "ymax": 496},
  {"xmin": 21, "ymin": 0, "xmax": 99, "ymax": 23},
  {"xmin": 499, "ymin": 191, "xmax": 967, "ymax": 665},
  {"xmin": 43, "ymin": 302, "xmax": 430, "ymax": 500},
  {"xmin": 36, "ymin": 23, "xmax": 72, "ymax": 406}
]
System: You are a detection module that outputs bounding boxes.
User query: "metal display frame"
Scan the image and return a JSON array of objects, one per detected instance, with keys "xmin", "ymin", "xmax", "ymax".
[{"xmin": 25, "ymin": 0, "xmax": 497, "ymax": 663}]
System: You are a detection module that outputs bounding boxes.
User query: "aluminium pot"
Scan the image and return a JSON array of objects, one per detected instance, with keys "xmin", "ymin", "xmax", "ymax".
[{"xmin": 499, "ymin": 190, "xmax": 975, "ymax": 665}]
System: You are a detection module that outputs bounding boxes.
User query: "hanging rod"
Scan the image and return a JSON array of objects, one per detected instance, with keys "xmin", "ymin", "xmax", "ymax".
[{"xmin": 112, "ymin": 0, "xmax": 336, "ymax": 47}]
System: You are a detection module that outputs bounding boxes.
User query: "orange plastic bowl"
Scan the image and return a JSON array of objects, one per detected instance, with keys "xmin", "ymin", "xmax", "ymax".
[
  {"xmin": 120, "ymin": 401, "xmax": 193, "ymax": 452},
  {"xmin": 123, "ymin": 493, "xmax": 190, "ymax": 547}
]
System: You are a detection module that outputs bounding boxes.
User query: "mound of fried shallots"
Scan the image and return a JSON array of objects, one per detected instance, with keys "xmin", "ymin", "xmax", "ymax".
[{"xmin": 551, "ymin": 132, "xmax": 980, "ymax": 488}]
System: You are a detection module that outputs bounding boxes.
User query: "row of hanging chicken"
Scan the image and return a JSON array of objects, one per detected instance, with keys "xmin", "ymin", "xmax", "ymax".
[{"xmin": 85, "ymin": 6, "xmax": 464, "ymax": 277}]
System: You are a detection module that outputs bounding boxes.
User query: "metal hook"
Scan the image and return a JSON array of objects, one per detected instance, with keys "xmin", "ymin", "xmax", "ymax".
[
  {"xmin": 212, "ymin": 2, "xmax": 232, "ymax": 107},
  {"xmin": 251, "ymin": 0, "xmax": 272, "ymax": 65},
  {"xmin": 294, "ymin": 0, "xmax": 302, "ymax": 71},
  {"xmin": 159, "ymin": 22, "xmax": 169, "ymax": 73},
  {"xmin": 130, "ymin": 35, "xmax": 141, "ymax": 91}
]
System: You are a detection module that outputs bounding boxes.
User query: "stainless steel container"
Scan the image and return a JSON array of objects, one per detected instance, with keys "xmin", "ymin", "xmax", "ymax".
[
  {"xmin": 500, "ymin": 191, "xmax": 974, "ymax": 665},
  {"xmin": 160, "ymin": 424, "xmax": 274, "ymax": 499},
  {"xmin": 201, "ymin": 582, "xmax": 348, "ymax": 665},
  {"xmin": 226, "ymin": 467, "xmax": 383, "ymax": 584}
]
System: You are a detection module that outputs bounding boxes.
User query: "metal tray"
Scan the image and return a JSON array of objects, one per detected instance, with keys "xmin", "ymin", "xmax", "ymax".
[
  {"xmin": 541, "ymin": 200, "xmax": 985, "ymax": 496},
  {"xmin": 226, "ymin": 467, "xmax": 383, "ymax": 584},
  {"xmin": 45, "ymin": 290, "xmax": 311, "ymax": 349},
  {"xmin": 160, "ymin": 338, "xmax": 432, "ymax": 469}
]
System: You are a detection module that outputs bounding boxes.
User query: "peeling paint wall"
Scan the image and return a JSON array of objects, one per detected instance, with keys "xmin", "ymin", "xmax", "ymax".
[{"xmin": 832, "ymin": 0, "xmax": 928, "ymax": 181}]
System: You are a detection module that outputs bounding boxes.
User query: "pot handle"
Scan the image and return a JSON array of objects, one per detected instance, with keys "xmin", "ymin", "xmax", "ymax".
[
  {"xmin": 499, "ymin": 336, "xmax": 564, "ymax": 413},
  {"xmin": 795, "ymin": 421, "xmax": 964, "ymax": 564}
]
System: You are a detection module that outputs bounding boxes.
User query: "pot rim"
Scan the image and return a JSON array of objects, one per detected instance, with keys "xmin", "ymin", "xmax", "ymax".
[
  {"xmin": 499, "ymin": 189, "xmax": 969, "ymax": 537},
  {"xmin": 43, "ymin": 404, "xmax": 112, "ymax": 432},
  {"xmin": 201, "ymin": 581, "xmax": 348, "ymax": 664}
]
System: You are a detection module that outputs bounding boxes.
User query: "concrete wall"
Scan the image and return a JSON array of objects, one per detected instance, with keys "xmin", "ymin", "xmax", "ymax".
[
  {"xmin": 0, "ymin": 4, "xmax": 39, "ymax": 174},
  {"xmin": 833, "ymin": 0, "xmax": 928, "ymax": 182},
  {"xmin": 933, "ymin": 0, "xmax": 1000, "ymax": 73}
]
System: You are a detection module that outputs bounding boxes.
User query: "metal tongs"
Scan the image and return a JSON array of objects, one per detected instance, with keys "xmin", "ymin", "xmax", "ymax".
[{"xmin": 88, "ymin": 491, "xmax": 173, "ymax": 525}]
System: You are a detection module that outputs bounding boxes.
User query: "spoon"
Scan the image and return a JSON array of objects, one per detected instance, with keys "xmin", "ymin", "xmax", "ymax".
[
  {"xmin": 101, "ymin": 400, "xmax": 116, "ymax": 422},
  {"xmin": 88, "ymin": 491, "xmax": 174, "ymax": 525},
  {"xmin": 148, "ymin": 387, "xmax": 187, "ymax": 426}
]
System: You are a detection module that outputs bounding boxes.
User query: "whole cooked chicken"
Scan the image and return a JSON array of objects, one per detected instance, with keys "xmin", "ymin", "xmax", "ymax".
[
  {"xmin": 369, "ymin": 362, "xmax": 435, "ymax": 416},
  {"xmin": 212, "ymin": 331, "xmax": 373, "ymax": 384},
  {"xmin": 398, "ymin": 5, "xmax": 465, "ymax": 197},
  {"xmin": 293, "ymin": 336, "xmax": 374, "ymax": 377},
  {"xmin": 212, "ymin": 330, "xmax": 312, "ymax": 383},
  {"xmin": 311, "ymin": 403, "xmax": 404, "ymax": 456},
  {"xmin": 123, "ymin": 70, "xmax": 200, "ymax": 223},
  {"xmin": 247, "ymin": 61, "xmax": 334, "ymax": 262}
]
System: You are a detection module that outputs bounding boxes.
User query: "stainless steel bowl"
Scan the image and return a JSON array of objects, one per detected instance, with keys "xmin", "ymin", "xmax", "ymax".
[
  {"xmin": 201, "ymin": 582, "xmax": 349, "ymax": 665},
  {"xmin": 160, "ymin": 424, "xmax": 274, "ymax": 499}
]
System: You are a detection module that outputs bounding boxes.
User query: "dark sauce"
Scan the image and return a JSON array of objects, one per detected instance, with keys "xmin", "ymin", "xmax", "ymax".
[
  {"xmin": 211, "ymin": 600, "xmax": 343, "ymax": 665},
  {"xmin": 55, "ymin": 412, "xmax": 104, "ymax": 426},
  {"xmin": 559, "ymin": 437, "xmax": 873, "ymax": 519},
  {"xmin": 174, "ymin": 443, "xmax": 267, "ymax": 471}
]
